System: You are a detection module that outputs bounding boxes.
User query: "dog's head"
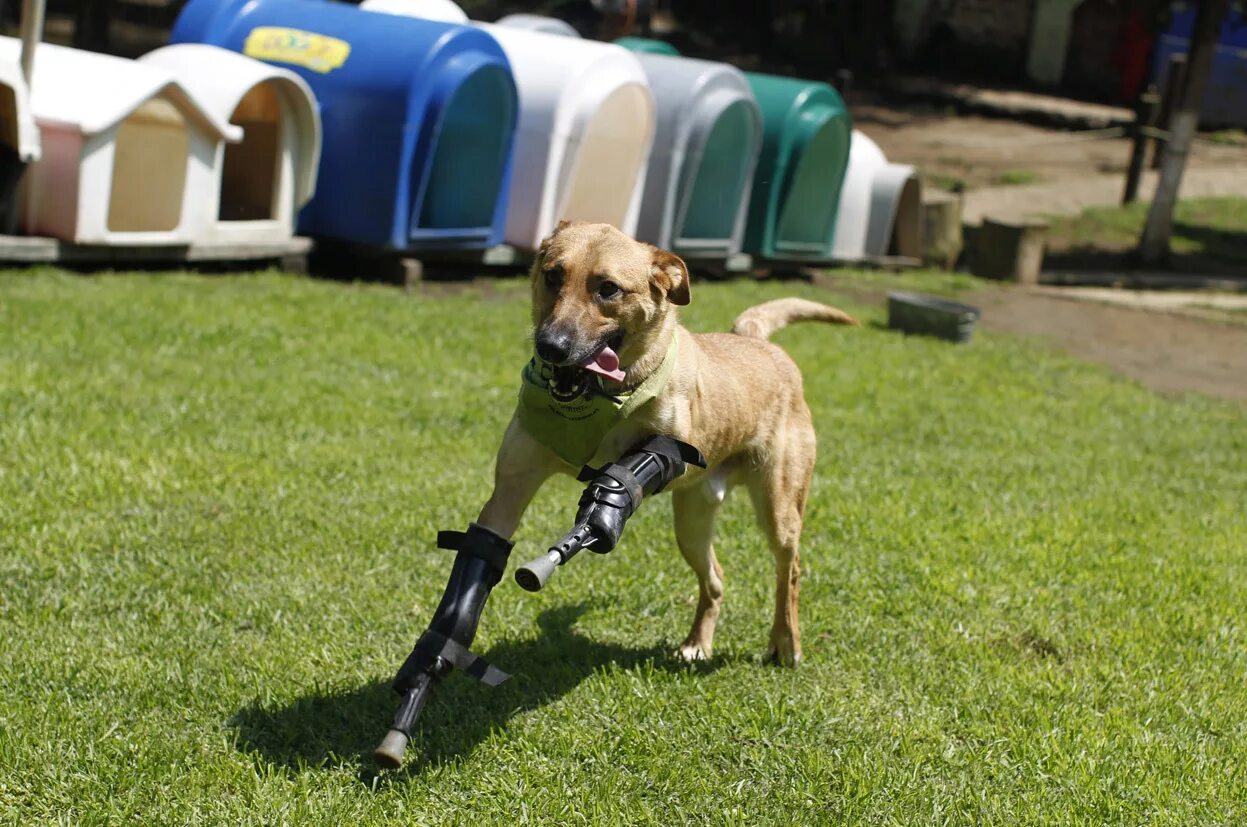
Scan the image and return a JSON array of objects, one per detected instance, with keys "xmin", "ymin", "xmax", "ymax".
[{"xmin": 529, "ymin": 221, "xmax": 689, "ymax": 380}]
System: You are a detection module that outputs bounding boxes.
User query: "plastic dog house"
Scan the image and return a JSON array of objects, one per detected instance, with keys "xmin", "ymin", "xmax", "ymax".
[
  {"xmin": 364, "ymin": 0, "xmax": 655, "ymax": 251},
  {"xmin": 494, "ymin": 14, "xmax": 580, "ymax": 38},
  {"xmin": 832, "ymin": 130, "xmax": 922, "ymax": 262},
  {"xmin": 362, "ymin": 0, "xmax": 467, "ymax": 23},
  {"xmin": 140, "ymin": 44, "xmax": 320, "ymax": 246},
  {"xmin": 0, "ymin": 37, "xmax": 237, "ymax": 245},
  {"xmin": 618, "ymin": 49, "xmax": 761, "ymax": 258},
  {"xmin": 614, "ymin": 37, "xmax": 680, "ymax": 56},
  {"xmin": 0, "ymin": 56, "xmax": 41, "ymax": 231},
  {"xmin": 743, "ymin": 73, "xmax": 852, "ymax": 261},
  {"xmin": 173, "ymin": 0, "xmax": 518, "ymax": 251},
  {"xmin": 467, "ymin": 28, "xmax": 655, "ymax": 250}
]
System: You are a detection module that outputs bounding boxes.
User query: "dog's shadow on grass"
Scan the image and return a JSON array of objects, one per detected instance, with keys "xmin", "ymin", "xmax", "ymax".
[{"xmin": 230, "ymin": 604, "xmax": 720, "ymax": 780}]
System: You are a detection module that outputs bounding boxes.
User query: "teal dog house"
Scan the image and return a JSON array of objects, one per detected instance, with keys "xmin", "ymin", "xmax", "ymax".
[{"xmin": 742, "ymin": 73, "xmax": 852, "ymax": 262}]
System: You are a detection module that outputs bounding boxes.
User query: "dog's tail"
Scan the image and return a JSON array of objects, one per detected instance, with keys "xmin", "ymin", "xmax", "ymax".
[{"xmin": 731, "ymin": 298, "xmax": 859, "ymax": 341}]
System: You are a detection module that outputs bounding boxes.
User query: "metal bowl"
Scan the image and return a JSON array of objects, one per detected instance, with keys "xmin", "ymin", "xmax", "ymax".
[{"xmin": 887, "ymin": 291, "xmax": 981, "ymax": 343}]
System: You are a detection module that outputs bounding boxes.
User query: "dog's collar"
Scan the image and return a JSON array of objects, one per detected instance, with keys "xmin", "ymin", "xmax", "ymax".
[{"xmin": 517, "ymin": 333, "xmax": 679, "ymax": 466}]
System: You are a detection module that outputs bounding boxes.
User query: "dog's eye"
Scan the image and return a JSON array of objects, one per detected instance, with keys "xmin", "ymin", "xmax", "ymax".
[
  {"xmin": 596, "ymin": 280, "xmax": 622, "ymax": 301},
  {"xmin": 543, "ymin": 265, "xmax": 563, "ymax": 289}
]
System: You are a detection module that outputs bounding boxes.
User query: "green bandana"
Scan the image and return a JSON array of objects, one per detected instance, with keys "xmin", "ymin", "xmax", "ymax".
[{"xmin": 517, "ymin": 334, "xmax": 679, "ymax": 466}]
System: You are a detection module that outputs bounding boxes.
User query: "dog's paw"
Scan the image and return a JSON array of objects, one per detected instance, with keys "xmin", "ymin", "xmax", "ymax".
[{"xmin": 676, "ymin": 640, "xmax": 711, "ymax": 662}]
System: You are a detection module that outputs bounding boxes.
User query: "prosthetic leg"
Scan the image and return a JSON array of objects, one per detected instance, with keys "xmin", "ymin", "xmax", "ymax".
[
  {"xmin": 516, "ymin": 435, "xmax": 706, "ymax": 591},
  {"xmin": 373, "ymin": 522, "xmax": 513, "ymax": 768},
  {"xmin": 375, "ymin": 436, "xmax": 705, "ymax": 768}
]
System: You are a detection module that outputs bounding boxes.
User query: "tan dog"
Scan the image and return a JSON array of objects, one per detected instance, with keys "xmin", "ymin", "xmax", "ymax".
[{"xmin": 475, "ymin": 222, "xmax": 857, "ymax": 666}]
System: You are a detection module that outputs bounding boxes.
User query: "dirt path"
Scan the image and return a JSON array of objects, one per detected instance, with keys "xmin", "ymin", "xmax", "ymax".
[
  {"xmin": 961, "ymin": 166, "xmax": 1247, "ymax": 224},
  {"xmin": 819, "ymin": 274, "xmax": 1247, "ymax": 402},
  {"xmin": 973, "ymin": 288, "xmax": 1247, "ymax": 401},
  {"xmin": 855, "ymin": 100, "xmax": 1247, "ymax": 223}
]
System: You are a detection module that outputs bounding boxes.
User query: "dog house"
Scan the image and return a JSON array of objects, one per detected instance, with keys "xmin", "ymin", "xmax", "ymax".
[
  {"xmin": 495, "ymin": 14, "xmax": 580, "ymax": 38},
  {"xmin": 362, "ymin": 0, "xmax": 467, "ymax": 22},
  {"xmin": 0, "ymin": 56, "xmax": 40, "ymax": 232},
  {"xmin": 614, "ymin": 37, "xmax": 680, "ymax": 56},
  {"xmin": 742, "ymin": 72, "xmax": 852, "ymax": 262},
  {"xmin": 173, "ymin": 0, "xmax": 518, "ymax": 251},
  {"xmin": 0, "ymin": 37, "xmax": 236, "ymax": 245},
  {"xmin": 617, "ymin": 48, "xmax": 761, "ymax": 258},
  {"xmin": 359, "ymin": 0, "xmax": 655, "ymax": 250},
  {"xmin": 832, "ymin": 130, "xmax": 922, "ymax": 262},
  {"xmin": 139, "ymin": 44, "xmax": 320, "ymax": 246}
]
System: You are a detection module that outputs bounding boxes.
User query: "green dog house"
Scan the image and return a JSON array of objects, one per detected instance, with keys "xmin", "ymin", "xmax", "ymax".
[
  {"xmin": 613, "ymin": 36, "xmax": 679, "ymax": 56},
  {"xmin": 742, "ymin": 73, "xmax": 851, "ymax": 262}
]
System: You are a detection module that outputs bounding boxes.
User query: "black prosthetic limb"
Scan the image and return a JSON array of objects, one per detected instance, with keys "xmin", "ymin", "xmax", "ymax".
[
  {"xmin": 374, "ymin": 522, "xmax": 513, "ymax": 768},
  {"xmin": 515, "ymin": 436, "xmax": 706, "ymax": 592}
]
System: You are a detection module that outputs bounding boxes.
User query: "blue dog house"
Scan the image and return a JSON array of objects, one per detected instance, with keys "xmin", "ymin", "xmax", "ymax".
[
  {"xmin": 172, "ymin": 0, "xmax": 517, "ymax": 251},
  {"xmin": 1151, "ymin": 1, "xmax": 1247, "ymax": 129}
]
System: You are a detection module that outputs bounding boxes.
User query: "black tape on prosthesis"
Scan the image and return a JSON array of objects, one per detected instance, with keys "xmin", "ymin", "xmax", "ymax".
[
  {"xmin": 573, "ymin": 435, "xmax": 708, "ymax": 554},
  {"xmin": 391, "ymin": 522, "xmax": 514, "ymax": 693}
]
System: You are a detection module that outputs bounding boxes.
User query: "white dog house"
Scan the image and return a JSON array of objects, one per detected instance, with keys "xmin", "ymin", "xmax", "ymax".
[
  {"xmin": 0, "ymin": 37, "xmax": 238, "ymax": 245},
  {"xmin": 832, "ymin": 130, "xmax": 923, "ymax": 262},
  {"xmin": 0, "ymin": 57, "xmax": 41, "ymax": 231},
  {"xmin": 362, "ymin": 0, "xmax": 656, "ymax": 251},
  {"xmin": 495, "ymin": 14, "xmax": 580, "ymax": 38},
  {"xmin": 140, "ymin": 44, "xmax": 320, "ymax": 245}
]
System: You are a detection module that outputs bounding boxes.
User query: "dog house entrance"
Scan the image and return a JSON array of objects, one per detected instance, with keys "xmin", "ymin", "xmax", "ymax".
[
  {"xmin": 677, "ymin": 100, "xmax": 754, "ymax": 248},
  {"xmin": 414, "ymin": 65, "xmax": 514, "ymax": 232},
  {"xmin": 220, "ymin": 82, "xmax": 283, "ymax": 222},
  {"xmin": 774, "ymin": 115, "xmax": 844, "ymax": 256},
  {"xmin": 107, "ymin": 96, "xmax": 188, "ymax": 233},
  {"xmin": 559, "ymin": 84, "xmax": 651, "ymax": 225}
]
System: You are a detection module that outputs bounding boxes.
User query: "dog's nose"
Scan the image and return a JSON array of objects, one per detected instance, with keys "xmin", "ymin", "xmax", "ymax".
[{"xmin": 535, "ymin": 328, "xmax": 572, "ymax": 363}]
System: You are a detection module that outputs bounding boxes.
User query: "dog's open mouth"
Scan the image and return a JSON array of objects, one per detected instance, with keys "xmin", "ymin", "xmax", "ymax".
[{"xmin": 577, "ymin": 332, "xmax": 625, "ymax": 383}]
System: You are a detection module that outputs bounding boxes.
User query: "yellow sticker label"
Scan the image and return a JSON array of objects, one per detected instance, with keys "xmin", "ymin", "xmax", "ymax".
[{"xmin": 244, "ymin": 27, "xmax": 351, "ymax": 74}]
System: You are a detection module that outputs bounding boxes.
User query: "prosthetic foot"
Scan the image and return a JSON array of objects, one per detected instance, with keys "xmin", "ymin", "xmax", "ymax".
[{"xmin": 374, "ymin": 522, "xmax": 513, "ymax": 768}]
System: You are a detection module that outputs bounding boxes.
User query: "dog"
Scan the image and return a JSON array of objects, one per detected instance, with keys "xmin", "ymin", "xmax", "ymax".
[{"xmin": 473, "ymin": 221, "xmax": 857, "ymax": 667}]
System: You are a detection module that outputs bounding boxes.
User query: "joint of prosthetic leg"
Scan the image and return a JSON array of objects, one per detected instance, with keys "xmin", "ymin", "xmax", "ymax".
[
  {"xmin": 391, "ymin": 522, "xmax": 514, "ymax": 695},
  {"xmin": 572, "ymin": 435, "xmax": 708, "ymax": 554},
  {"xmin": 515, "ymin": 435, "xmax": 707, "ymax": 592}
]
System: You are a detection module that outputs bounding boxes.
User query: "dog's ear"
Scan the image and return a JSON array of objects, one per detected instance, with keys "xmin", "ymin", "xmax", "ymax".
[
  {"xmin": 650, "ymin": 248, "xmax": 691, "ymax": 306},
  {"xmin": 538, "ymin": 221, "xmax": 569, "ymax": 261},
  {"xmin": 537, "ymin": 220, "xmax": 575, "ymax": 262}
]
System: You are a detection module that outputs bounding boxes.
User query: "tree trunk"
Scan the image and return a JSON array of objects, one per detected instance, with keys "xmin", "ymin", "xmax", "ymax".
[{"xmin": 1137, "ymin": 0, "xmax": 1229, "ymax": 264}]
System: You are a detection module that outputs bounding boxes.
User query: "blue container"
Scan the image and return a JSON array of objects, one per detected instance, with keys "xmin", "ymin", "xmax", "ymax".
[
  {"xmin": 173, "ymin": 0, "xmax": 518, "ymax": 250},
  {"xmin": 1151, "ymin": 1, "xmax": 1247, "ymax": 129}
]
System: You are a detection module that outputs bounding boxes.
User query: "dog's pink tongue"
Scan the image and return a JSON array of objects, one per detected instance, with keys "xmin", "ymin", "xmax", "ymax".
[{"xmin": 579, "ymin": 346, "xmax": 626, "ymax": 383}]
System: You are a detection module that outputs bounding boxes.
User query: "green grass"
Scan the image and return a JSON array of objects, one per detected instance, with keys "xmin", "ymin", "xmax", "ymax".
[
  {"xmin": 991, "ymin": 168, "xmax": 1040, "ymax": 187},
  {"xmin": 1045, "ymin": 196, "xmax": 1247, "ymax": 263},
  {"xmin": 1204, "ymin": 129, "xmax": 1247, "ymax": 147},
  {"xmin": 819, "ymin": 267, "xmax": 986, "ymax": 298},
  {"xmin": 2, "ymin": 269, "xmax": 1246, "ymax": 825},
  {"xmin": 923, "ymin": 171, "xmax": 968, "ymax": 193}
]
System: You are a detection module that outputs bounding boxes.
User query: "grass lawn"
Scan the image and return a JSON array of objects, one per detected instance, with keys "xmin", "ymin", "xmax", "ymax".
[
  {"xmin": 2, "ymin": 268, "xmax": 1245, "ymax": 825},
  {"xmin": 1044, "ymin": 196, "xmax": 1247, "ymax": 269}
]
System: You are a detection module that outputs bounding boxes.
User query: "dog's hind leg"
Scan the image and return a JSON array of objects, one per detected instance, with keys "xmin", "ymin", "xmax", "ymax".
[
  {"xmin": 746, "ymin": 429, "xmax": 815, "ymax": 668},
  {"xmin": 672, "ymin": 482, "xmax": 725, "ymax": 662}
]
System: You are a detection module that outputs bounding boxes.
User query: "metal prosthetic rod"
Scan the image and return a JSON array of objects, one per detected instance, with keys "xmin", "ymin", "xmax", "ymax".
[
  {"xmin": 514, "ymin": 524, "xmax": 598, "ymax": 592},
  {"xmin": 374, "ymin": 523, "xmax": 513, "ymax": 769},
  {"xmin": 515, "ymin": 436, "xmax": 706, "ymax": 592}
]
